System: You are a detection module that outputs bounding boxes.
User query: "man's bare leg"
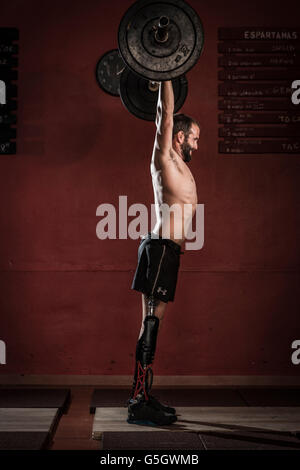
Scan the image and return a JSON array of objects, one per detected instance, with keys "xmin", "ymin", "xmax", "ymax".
[{"xmin": 138, "ymin": 294, "xmax": 167, "ymax": 339}]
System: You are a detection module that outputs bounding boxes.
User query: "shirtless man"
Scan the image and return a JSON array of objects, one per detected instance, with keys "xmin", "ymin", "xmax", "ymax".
[{"xmin": 127, "ymin": 80, "xmax": 200, "ymax": 426}]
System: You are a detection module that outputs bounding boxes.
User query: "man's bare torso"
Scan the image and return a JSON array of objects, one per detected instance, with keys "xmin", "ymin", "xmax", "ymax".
[{"xmin": 151, "ymin": 148, "xmax": 197, "ymax": 245}]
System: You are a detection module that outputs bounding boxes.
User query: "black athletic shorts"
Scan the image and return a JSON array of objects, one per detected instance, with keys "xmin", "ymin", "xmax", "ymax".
[{"xmin": 131, "ymin": 232, "xmax": 184, "ymax": 303}]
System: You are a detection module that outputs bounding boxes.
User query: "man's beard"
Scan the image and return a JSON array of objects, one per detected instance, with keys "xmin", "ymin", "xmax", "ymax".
[{"xmin": 181, "ymin": 138, "xmax": 193, "ymax": 162}]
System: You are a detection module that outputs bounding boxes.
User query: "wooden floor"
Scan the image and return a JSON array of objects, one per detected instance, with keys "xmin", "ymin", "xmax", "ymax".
[
  {"xmin": 0, "ymin": 408, "xmax": 59, "ymax": 432},
  {"xmin": 92, "ymin": 406, "xmax": 300, "ymax": 437},
  {"xmin": 49, "ymin": 387, "xmax": 99, "ymax": 450},
  {"xmin": 46, "ymin": 386, "xmax": 300, "ymax": 450}
]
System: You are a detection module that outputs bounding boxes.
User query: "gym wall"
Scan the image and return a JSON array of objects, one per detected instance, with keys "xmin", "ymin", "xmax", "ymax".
[{"xmin": 0, "ymin": 0, "xmax": 299, "ymax": 382}]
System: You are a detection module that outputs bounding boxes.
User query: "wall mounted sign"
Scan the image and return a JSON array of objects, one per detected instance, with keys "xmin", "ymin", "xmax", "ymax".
[
  {"xmin": 0, "ymin": 28, "xmax": 18, "ymax": 155},
  {"xmin": 218, "ymin": 27, "xmax": 300, "ymax": 154}
]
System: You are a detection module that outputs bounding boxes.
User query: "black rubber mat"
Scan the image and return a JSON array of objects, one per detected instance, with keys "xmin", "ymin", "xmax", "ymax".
[
  {"xmin": 102, "ymin": 431, "xmax": 204, "ymax": 450},
  {"xmin": 0, "ymin": 388, "xmax": 71, "ymax": 413},
  {"xmin": 199, "ymin": 431, "xmax": 300, "ymax": 450},
  {"xmin": 0, "ymin": 432, "xmax": 50, "ymax": 450},
  {"xmin": 90, "ymin": 388, "xmax": 246, "ymax": 413},
  {"xmin": 237, "ymin": 388, "xmax": 300, "ymax": 407}
]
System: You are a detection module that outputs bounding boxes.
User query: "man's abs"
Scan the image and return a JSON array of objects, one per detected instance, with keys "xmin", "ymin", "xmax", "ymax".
[{"xmin": 151, "ymin": 164, "xmax": 197, "ymax": 245}]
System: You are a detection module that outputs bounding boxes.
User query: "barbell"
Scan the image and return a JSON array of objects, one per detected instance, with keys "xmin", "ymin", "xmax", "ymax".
[
  {"xmin": 95, "ymin": 49, "xmax": 125, "ymax": 96},
  {"xmin": 95, "ymin": 0, "xmax": 204, "ymax": 118},
  {"xmin": 118, "ymin": 0, "xmax": 204, "ymax": 81},
  {"xmin": 95, "ymin": 49, "xmax": 188, "ymax": 120},
  {"xmin": 120, "ymin": 66, "xmax": 188, "ymax": 120}
]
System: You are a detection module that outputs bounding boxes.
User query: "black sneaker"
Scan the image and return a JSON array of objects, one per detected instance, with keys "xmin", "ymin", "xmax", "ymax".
[
  {"xmin": 147, "ymin": 394, "xmax": 176, "ymax": 415},
  {"xmin": 127, "ymin": 396, "xmax": 177, "ymax": 426}
]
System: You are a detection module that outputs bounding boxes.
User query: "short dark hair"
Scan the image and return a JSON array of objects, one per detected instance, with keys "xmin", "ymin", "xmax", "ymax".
[{"xmin": 172, "ymin": 113, "xmax": 200, "ymax": 139}]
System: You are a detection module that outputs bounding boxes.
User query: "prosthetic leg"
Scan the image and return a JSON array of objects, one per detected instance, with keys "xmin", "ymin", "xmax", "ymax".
[
  {"xmin": 130, "ymin": 296, "xmax": 160, "ymax": 402},
  {"xmin": 127, "ymin": 296, "xmax": 176, "ymax": 425}
]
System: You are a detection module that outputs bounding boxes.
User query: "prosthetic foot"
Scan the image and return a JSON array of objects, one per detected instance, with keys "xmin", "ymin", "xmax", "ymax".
[
  {"xmin": 127, "ymin": 394, "xmax": 177, "ymax": 426},
  {"xmin": 147, "ymin": 394, "xmax": 176, "ymax": 415}
]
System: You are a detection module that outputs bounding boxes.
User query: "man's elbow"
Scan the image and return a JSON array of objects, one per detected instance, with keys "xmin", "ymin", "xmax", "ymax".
[
  {"xmin": 157, "ymin": 98, "xmax": 173, "ymax": 115},
  {"xmin": 161, "ymin": 110, "xmax": 173, "ymax": 131},
  {"xmin": 161, "ymin": 108, "xmax": 173, "ymax": 118}
]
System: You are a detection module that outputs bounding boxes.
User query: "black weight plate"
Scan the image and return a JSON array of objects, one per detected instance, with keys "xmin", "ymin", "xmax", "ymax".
[
  {"xmin": 95, "ymin": 49, "xmax": 125, "ymax": 96},
  {"xmin": 118, "ymin": 0, "xmax": 204, "ymax": 81},
  {"xmin": 120, "ymin": 68, "xmax": 188, "ymax": 120}
]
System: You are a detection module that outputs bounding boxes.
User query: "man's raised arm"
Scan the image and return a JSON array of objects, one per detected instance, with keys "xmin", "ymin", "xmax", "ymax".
[{"xmin": 153, "ymin": 81, "xmax": 174, "ymax": 160}]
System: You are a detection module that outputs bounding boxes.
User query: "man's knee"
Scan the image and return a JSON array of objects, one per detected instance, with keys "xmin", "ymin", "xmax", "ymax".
[
  {"xmin": 146, "ymin": 295, "xmax": 167, "ymax": 324},
  {"xmin": 146, "ymin": 295, "xmax": 159, "ymax": 316}
]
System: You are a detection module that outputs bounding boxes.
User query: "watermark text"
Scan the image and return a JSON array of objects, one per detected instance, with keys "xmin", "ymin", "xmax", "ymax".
[{"xmin": 96, "ymin": 196, "xmax": 204, "ymax": 250}]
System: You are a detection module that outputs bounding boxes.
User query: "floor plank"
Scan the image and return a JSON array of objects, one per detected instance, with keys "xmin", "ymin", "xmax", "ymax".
[
  {"xmin": 0, "ymin": 388, "xmax": 71, "ymax": 412},
  {"xmin": 92, "ymin": 406, "xmax": 300, "ymax": 439},
  {"xmin": 0, "ymin": 431, "xmax": 50, "ymax": 450},
  {"xmin": 0, "ymin": 408, "xmax": 58, "ymax": 432}
]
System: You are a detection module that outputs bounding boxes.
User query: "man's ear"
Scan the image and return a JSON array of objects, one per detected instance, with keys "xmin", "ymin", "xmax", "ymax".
[{"xmin": 177, "ymin": 130, "xmax": 185, "ymax": 144}]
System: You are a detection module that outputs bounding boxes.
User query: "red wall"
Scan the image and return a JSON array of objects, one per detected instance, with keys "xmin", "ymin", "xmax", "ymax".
[{"xmin": 0, "ymin": 0, "xmax": 299, "ymax": 376}]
